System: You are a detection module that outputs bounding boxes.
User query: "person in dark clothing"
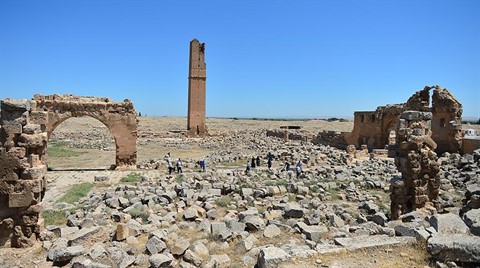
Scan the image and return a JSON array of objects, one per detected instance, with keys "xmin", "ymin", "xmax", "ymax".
[
  {"xmin": 176, "ymin": 158, "xmax": 183, "ymax": 173},
  {"xmin": 267, "ymin": 152, "xmax": 273, "ymax": 169},
  {"xmin": 283, "ymin": 161, "xmax": 290, "ymax": 172},
  {"xmin": 251, "ymin": 157, "xmax": 256, "ymax": 168},
  {"xmin": 256, "ymin": 156, "xmax": 261, "ymax": 167}
]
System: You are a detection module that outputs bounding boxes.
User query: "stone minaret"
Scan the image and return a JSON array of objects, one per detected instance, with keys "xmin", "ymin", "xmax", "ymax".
[{"xmin": 187, "ymin": 39, "xmax": 208, "ymax": 137}]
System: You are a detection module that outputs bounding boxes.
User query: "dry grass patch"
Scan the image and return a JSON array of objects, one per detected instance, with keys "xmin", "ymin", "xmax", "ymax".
[{"xmin": 281, "ymin": 242, "xmax": 431, "ymax": 268}]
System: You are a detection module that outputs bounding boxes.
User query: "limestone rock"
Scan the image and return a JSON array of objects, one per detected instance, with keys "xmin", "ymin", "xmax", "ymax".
[
  {"xmin": 428, "ymin": 234, "xmax": 480, "ymax": 263},
  {"xmin": 257, "ymin": 246, "xmax": 290, "ymax": 268}
]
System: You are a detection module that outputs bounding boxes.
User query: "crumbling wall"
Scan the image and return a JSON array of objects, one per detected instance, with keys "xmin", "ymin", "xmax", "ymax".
[
  {"xmin": 390, "ymin": 111, "xmax": 440, "ymax": 220},
  {"xmin": 0, "ymin": 94, "xmax": 137, "ymax": 247},
  {"xmin": 346, "ymin": 85, "xmax": 464, "ymax": 154},
  {"xmin": 0, "ymin": 99, "xmax": 46, "ymax": 247},
  {"xmin": 431, "ymin": 87, "xmax": 463, "ymax": 154},
  {"xmin": 187, "ymin": 39, "xmax": 208, "ymax": 137},
  {"xmin": 312, "ymin": 131, "xmax": 350, "ymax": 149}
]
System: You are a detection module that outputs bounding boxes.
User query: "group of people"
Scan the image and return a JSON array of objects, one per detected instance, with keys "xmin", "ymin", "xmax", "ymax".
[
  {"xmin": 164, "ymin": 151, "xmax": 302, "ymax": 177},
  {"xmin": 164, "ymin": 152, "xmax": 183, "ymax": 174},
  {"xmin": 283, "ymin": 160, "xmax": 303, "ymax": 178},
  {"xmin": 244, "ymin": 152, "xmax": 302, "ymax": 177}
]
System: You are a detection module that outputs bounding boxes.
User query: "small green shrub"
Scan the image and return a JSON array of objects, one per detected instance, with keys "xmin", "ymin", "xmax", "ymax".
[
  {"xmin": 58, "ymin": 182, "xmax": 93, "ymax": 204},
  {"xmin": 326, "ymin": 187, "xmax": 340, "ymax": 200},
  {"xmin": 127, "ymin": 207, "xmax": 149, "ymax": 223},
  {"xmin": 120, "ymin": 173, "xmax": 143, "ymax": 183},
  {"xmin": 215, "ymin": 195, "xmax": 233, "ymax": 207},
  {"xmin": 42, "ymin": 210, "xmax": 67, "ymax": 226}
]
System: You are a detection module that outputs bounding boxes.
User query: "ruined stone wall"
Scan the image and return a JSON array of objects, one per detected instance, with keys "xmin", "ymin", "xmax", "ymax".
[
  {"xmin": 311, "ymin": 131, "xmax": 350, "ymax": 149},
  {"xmin": 345, "ymin": 86, "xmax": 464, "ymax": 154},
  {"xmin": 431, "ymin": 87, "xmax": 463, "ymax": 154},
  {"xmin": 0, "ymin": 94, "xmax": 137, "ymax": 247},
  {"xmin": 390, "ymin": 111, "xmax": 440, "ymax": 219},
  {"xmin": 345, "ymin": 111, "xmax": 383, "ymax": 149},
  {"xmin": 0, "ymin": 99, "xmax": 46, "ymax": 247},
  {"xmin": 266, "ymin": 129, "xmax": 311, "ymax": 142},
  {"xmin": 187, "ymin": 39, "xmax": 208, "ymax": 137}
]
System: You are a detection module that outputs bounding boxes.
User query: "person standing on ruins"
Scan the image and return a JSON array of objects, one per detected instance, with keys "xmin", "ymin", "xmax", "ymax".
[
  {"xmin": 246, "ymin": 161, "xmax": 251, "ymax": 175},
  {"xmin": 176, "ymin": 158, "xmax": 183, "ymax": 173},
  {"xmin": 256, "ymin": 156, "xmax": 261, "ymax": 167},
  {"xmin": 296, "ymin": 161, "xmax": 302, "ymax": 178},
  {"xmin": 201, "ymin": 158, "xmax": 206, "ymax": 172},
  {"xmin": 251, "ymin": 157, "xmax": 256, "ymax": 168},
  {"xmin": 267, "ymin": 153, "xmax": 273, "ymax": 170},
  {"xmin": 283, "ymin": 160, "xmax": 290, "ymax": 172},
  {"xmin": 165, "ymin": 152, "xmax": 174, "ymax": 174}
]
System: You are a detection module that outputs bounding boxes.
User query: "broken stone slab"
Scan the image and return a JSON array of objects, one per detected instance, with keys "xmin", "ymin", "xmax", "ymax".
[
  {"xmin": 71, "ymin": 257, "xmax": 110, "ymax": 268},
  {"xmin": 170, "ymin": 238, "xmax": 190, "ymax": 256},
  {"xmin": 47, "ymin": 226, "xmax": 79, "ymax": 238},
  {"xmin": 263, "ymin": 224, "xmax": 281, "ymax": 238},
  {"xmin": 190, "ymin": 241, "xmax": 209, "ymax": 260},
  {"xmin": 430, "ymin": 213, "xmax": 470, "ymax": 235},
  {"xmin": 149, "ymin": 253, "xmax": 174, "ymax": 268},
  {"xmin": 211, "ymin": 222, "xmax": 232, "ymax": 241},
  {"xmin": 257, "ymin": 246, "xmax": 290, "ymax": 268},
  {"xmin": 236, "ymin": 234, "xmax": 258, "ymax": 252},
  {"xmin": 67, "ymin": 227, "xmax": 102, "ymax": 246},
  {"xmin": 463, "ymin": 208, "xmax": 480, "ymax": 236},
  {"xmin": 282, "ymin": 244, "xmax": 316, "ymax": 258},
  {"xmin": 284, "ymin": 203, "xmax": 304, "ymax": 218},
  {"xmin": 204, "ymin": 254, "xmax": 231, "ymax": 268},
  {"xmin": 244, "ymin": 215, "xmax": 266, "ymax": 232},
  {"xmin": 89, "ymin": 243, "xmax": 106, "ymax": 259},
  {"xmin": 146, "ymin": 235, "xmax": 167, "ymax": 255},
  {"xmin": 294, "ymin": 222, "xmax": 328, "ymax": 242},
  {"xmin": 183, "ymin": 207, "xmax": 198, "ymax": 220},
  {"xmin": 47, "ymin": 245, "xmax": 85, "ymax": 263},
  {"xmin": 115, "ymin": 223, "xmax": 129, "ymax": 241},
  {"xmin": 428, "ymin": 234, "xmax": 480, "ymax": 263},
  {"xmin": 334, "ymin": 234, "xmax": 416, "ymax": 250},
  {"xmin": 183, "ymin": 249, "xmax": 203, "ymax": 266}
]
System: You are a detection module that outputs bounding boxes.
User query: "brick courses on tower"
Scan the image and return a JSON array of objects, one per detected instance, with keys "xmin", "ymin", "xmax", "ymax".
[{"xmin": 187, "ymin": 39, "xmax": 208, "ymax": 137}]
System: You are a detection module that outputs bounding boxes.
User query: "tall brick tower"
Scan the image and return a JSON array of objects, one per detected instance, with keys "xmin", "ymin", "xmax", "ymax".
[{"xmin": 187, "ymin": 38, "xmax": 208, "ymax": 137}]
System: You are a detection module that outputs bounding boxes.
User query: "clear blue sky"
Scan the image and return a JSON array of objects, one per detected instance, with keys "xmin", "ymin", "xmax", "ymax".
[{"xmin": 1, "ymin": 0, "xmax": 479, "ymax": 118}]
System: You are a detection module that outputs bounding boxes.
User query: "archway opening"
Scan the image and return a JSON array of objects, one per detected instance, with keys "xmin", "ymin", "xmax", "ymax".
[{"xmin": 47, "ymin": 116, "xmax": 116, "ymax": 170}]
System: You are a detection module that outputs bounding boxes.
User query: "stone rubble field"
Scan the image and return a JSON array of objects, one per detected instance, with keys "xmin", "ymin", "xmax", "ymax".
[{"xmin": 1, "ymin": 116, "xmax": 479, "ymax": 268}]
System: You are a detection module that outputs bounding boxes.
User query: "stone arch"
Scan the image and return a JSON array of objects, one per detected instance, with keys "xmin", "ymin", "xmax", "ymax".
[
  {"xmin": 382, "ymin": 118, "xmax": 398, "ymax": 146},
  {"xmin": 47, "ymin": 116, "xmax": 116, "ymax": 169},
  {"xmin": 33, "ymin": 94, "xmax": 137, "ymax": 167}
]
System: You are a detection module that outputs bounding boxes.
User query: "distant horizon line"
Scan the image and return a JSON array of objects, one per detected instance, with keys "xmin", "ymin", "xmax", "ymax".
[{"xmin": 137, "ymin": 115, "xmax": 480, "ymax": 121}]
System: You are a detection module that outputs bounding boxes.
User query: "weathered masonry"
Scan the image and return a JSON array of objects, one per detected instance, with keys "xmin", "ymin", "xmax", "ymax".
[
  {"xmin": 187, "ymin": 38, "xmax": 208, "ymax": 137},
  {"xmin": 0, "ymin": 94, "xmax": 137, "ymax": 247},
  {"xmin": 306, "ymin": 86, "xmax": 468, "ymax": 154},
  {"xmin": 345, "ymin": 85, "xmax": 463, "ymax": 154}
]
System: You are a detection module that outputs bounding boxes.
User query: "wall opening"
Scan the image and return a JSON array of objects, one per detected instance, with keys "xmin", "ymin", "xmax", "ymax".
[
  {"xmin": 47, "ymin": 116, "xmax": 115, "ymax": 170},
  {"xmin": 440, "ymin": 118, "xmax": 446, "ymax": 128}
]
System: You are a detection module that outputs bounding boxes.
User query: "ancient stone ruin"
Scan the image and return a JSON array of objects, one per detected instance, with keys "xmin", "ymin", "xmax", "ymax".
[
  {"xmin": 390, "ymin": 111, "xmax": 440, "ymax": 220},
  {"xmin": 187, "ymin": 38, "xmax": 208, "ymax": 137},
  {"xmin": 0, "ymin": 94, "xmax": 137, "ymax": 247},
  {"xmin": 345, "ymin": 85, "xmax": 464, "ymax": 154},
  {"xmin": 284, "ymin": 85, "xmax": 470, "ymax": 155}
]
